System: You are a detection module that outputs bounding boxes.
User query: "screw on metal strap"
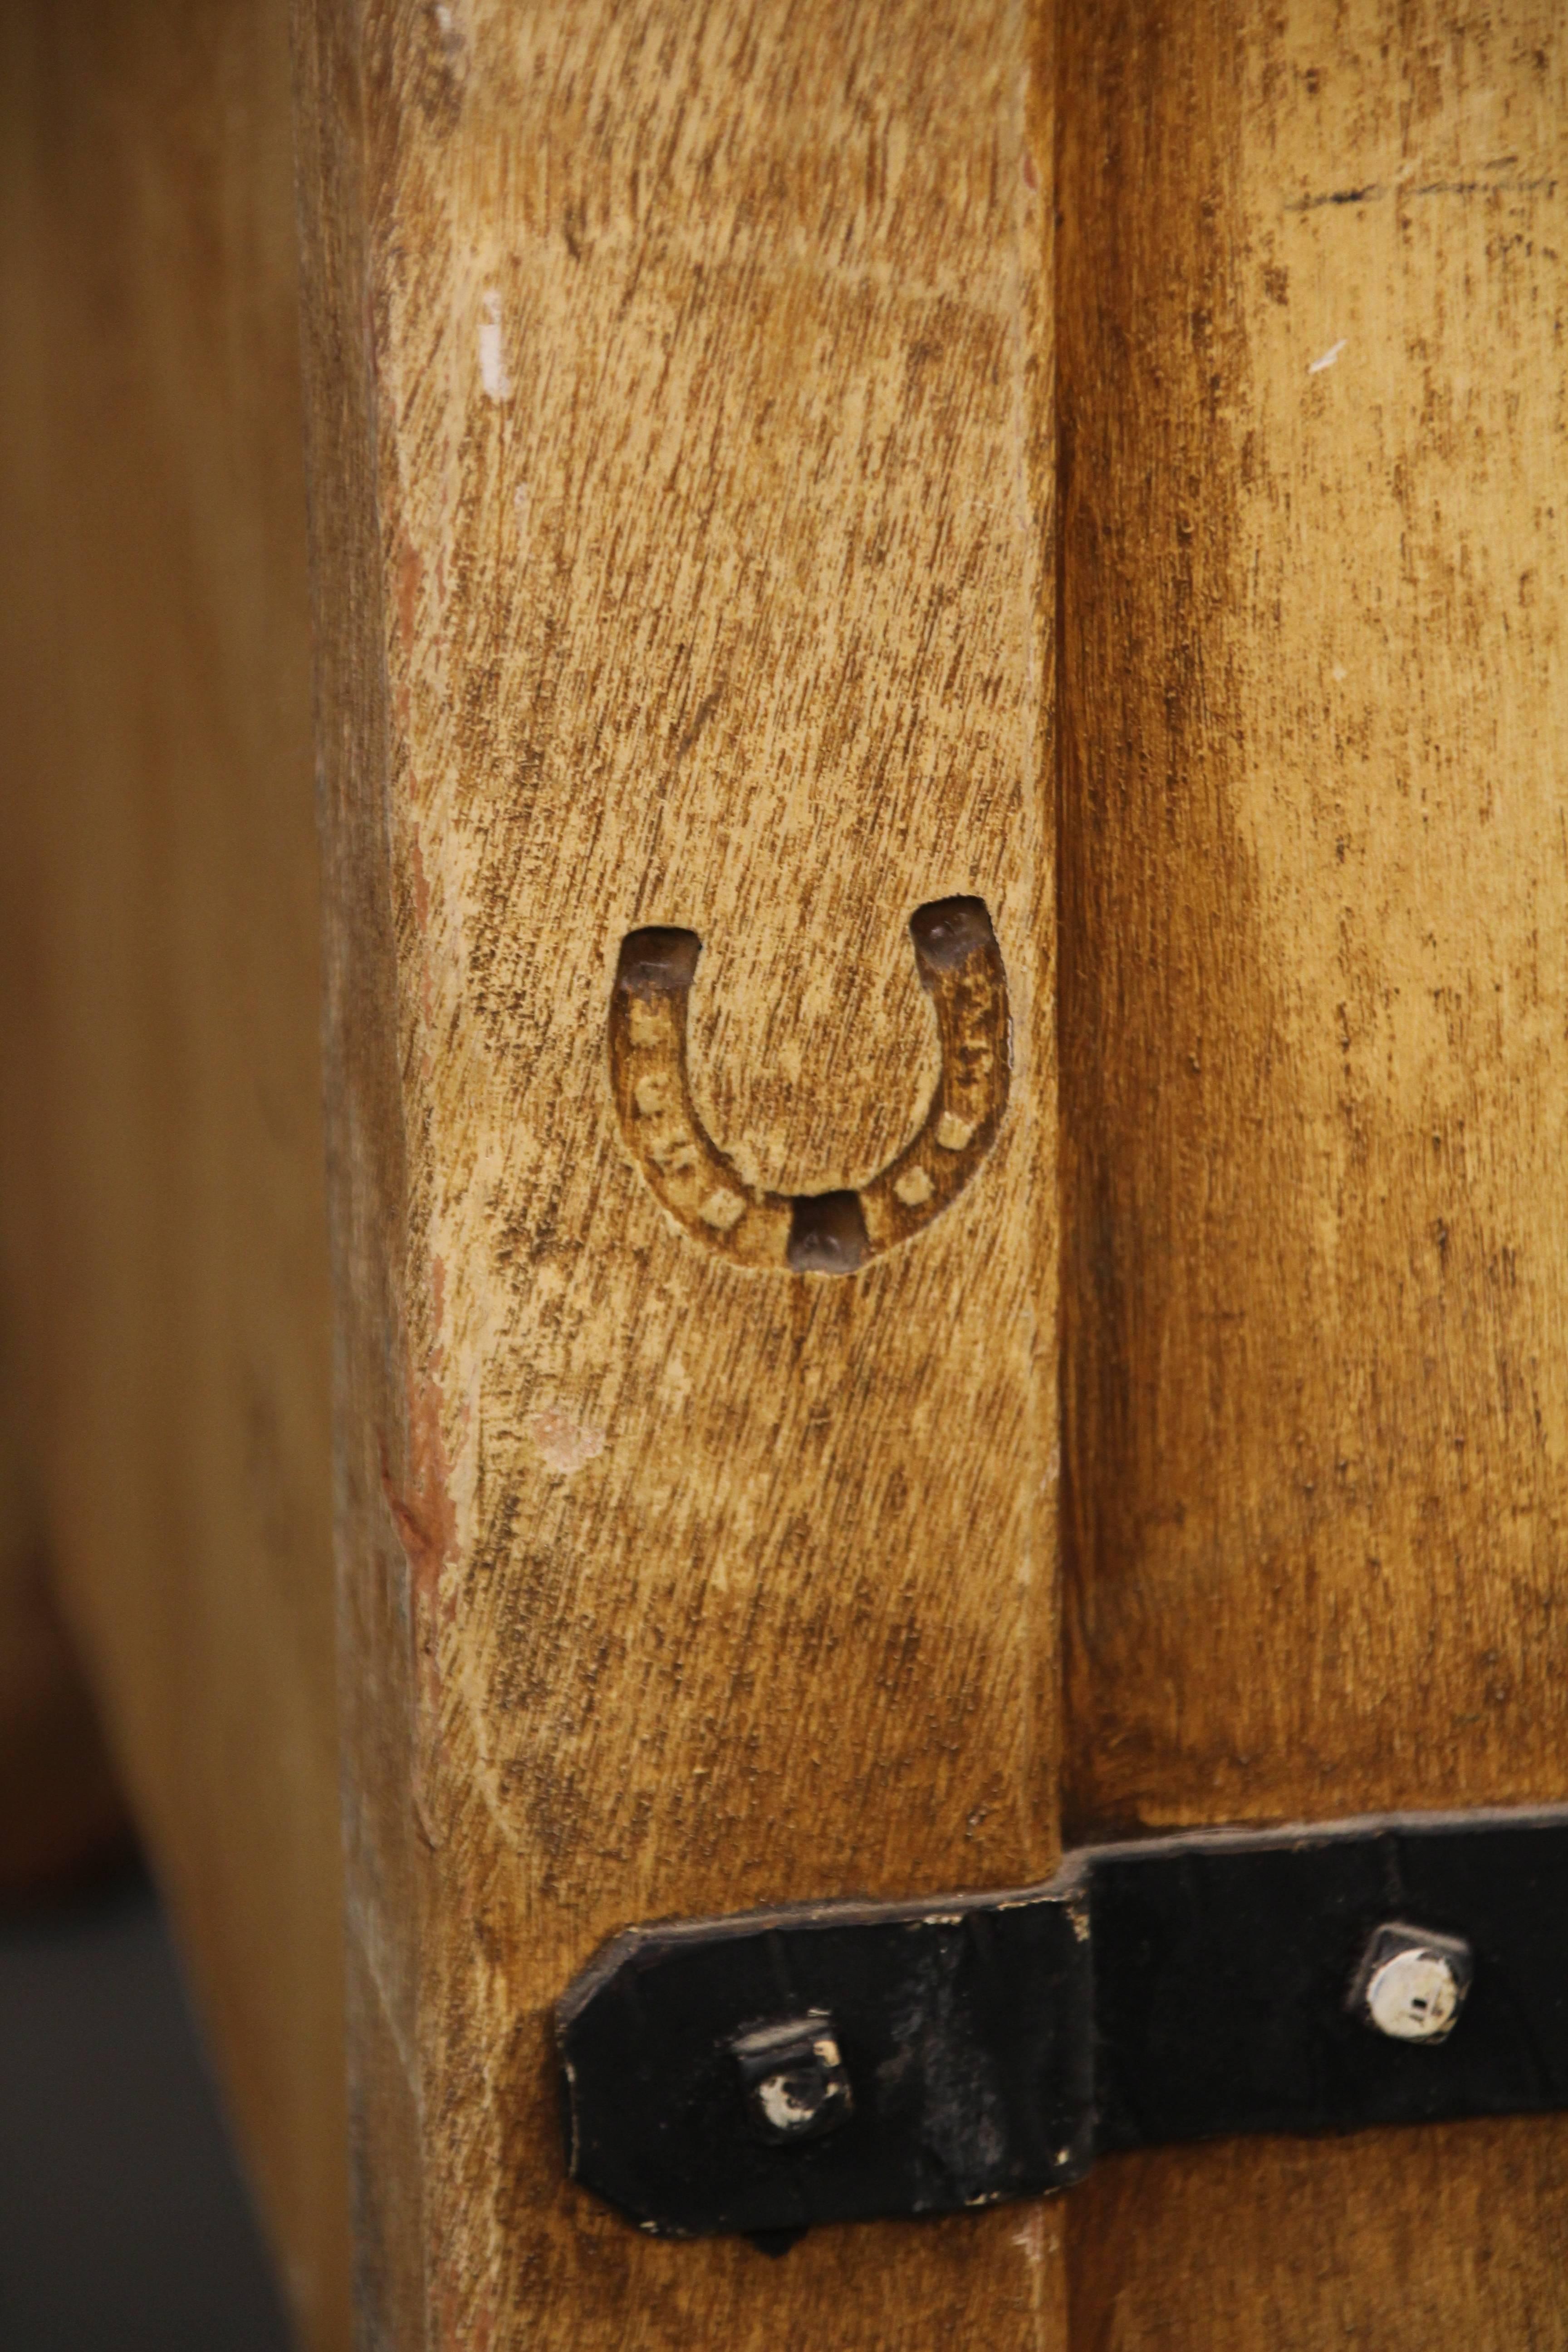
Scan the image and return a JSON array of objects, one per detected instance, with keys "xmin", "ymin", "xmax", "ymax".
[{"xmin": 556, "ymin": 1805, "xmax": 1568, "ymax": 2242}]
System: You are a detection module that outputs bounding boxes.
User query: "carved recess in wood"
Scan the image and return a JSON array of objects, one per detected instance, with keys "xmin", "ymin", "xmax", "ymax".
[{"xmin": 609, "ymin": 898, "xmax": 1009, "ymax": 1274}]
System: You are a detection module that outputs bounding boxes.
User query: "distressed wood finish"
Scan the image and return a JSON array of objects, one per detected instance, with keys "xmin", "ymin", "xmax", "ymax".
[
  {"xmin": 6, "ymin": 0, "xmax": 1561, "ymax": 2338},
  {"xmin": 0, "ymin": 4, "xmax": 348, "ymax": 2341},
  {"xmin": 294, "ymin": 0, "xmax": 1059, "ymax": 2342},
  {"xmin": 1070, "ymin": 2120, "xmax": 1568, "ymax": 2352},
  {"xmin": 1058, "ymin": 1, "xmax": 1568, "ymax": 2341}
]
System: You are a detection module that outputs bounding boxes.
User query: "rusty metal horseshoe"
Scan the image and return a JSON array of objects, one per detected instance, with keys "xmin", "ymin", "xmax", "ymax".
[{"xmin": 608, "ymin": 897, "xmax": 1009, "ymax": 1274}]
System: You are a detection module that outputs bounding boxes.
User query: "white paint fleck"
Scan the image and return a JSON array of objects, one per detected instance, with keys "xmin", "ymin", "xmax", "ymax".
[
  {"xmin": 432, "ymin": 2, "xmax": 468, "ymax": 83},
  {"xmin": 1331, "ymin": 663, "xmax": 1348, "ymax": 682},
  {"xmin": 479, "ymin": 290, "xmax": 512, "ymax": 402},
  {"xmin": 560, "ymin": 2054, "xmax": 578, "ymax": 2171},
  {"xmin": 530, "ymin": 1406, "xmax": 606, "ymax": 1477},
  {"xmin": 1308, "ymin": 338, "xmax": 1348, "ymax": 374}
]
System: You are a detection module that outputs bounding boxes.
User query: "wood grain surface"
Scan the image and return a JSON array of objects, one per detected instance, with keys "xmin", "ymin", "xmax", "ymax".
[
  {"xmin": 3, "ymin": 0, "xmax": 1561, "ymax": 2339},
  {"xmin": 294, "ymin": 0, "xmax": 1060, "ymax": 2341},
  {"xmin": 1070, "ymin": 2120, "xmax": 1568, "ymax": 2352},
  {"xmin": 1058, "ymin": 0, "xmax": 1568, "ymax": 2341},
  {"xmin": 0, "ymin": 4, "xmax": 349, "ymax": 2341}
]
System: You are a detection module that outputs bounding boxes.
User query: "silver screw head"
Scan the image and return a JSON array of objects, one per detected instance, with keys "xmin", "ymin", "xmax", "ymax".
[
  {"xmin": 731, "ymin": 2012, "xmax": 854, "ymax": 2145},
  {"xmin": 1351, "ymin": 1921, "xmax": 1474, "ymax": 2043}
]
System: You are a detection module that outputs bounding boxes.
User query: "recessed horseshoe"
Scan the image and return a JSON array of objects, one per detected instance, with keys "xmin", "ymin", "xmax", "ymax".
[{"xmin": 608, "ymin": 897, "xmax": 1009, "ymax": 1275}]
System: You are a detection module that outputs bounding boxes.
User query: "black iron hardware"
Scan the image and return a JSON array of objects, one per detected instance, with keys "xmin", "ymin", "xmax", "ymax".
[{"xmin": 556, "ymin": 1805, "xmax": 1568, "ymax": 2242}]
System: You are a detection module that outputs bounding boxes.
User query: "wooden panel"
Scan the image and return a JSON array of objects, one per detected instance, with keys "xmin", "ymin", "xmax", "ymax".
[
  {"xmin": 293, "ymin": 0, "xmax": 1061, "ymax": 2341},
  {"xmin": 1070, "ymin": 2121, "xmax": 1568, "ymax": 2352},
  {"xmin": 0, "ymin": 4, "xmax": 348, "ymax": 2342},
  {"xmin": 1059, "ymin": 0, "xmax": 1568, "ymax": 2341}
]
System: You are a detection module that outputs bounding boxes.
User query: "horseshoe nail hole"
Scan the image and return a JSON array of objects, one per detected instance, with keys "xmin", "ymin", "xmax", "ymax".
[
  {"xmin": 894, "ymin": 1166, "xmax": 934, "ymax": 1207},
  {"xmin": 787, "ymin": 1190, "xmax": 869, "ymax": 1275},
  {"xmin": 617, "ymin": 926, "xmax": 702, "ymax": 993},
  {"xmin": 908, "ymin": 896, "xmax": 995, "ymax": 978}
]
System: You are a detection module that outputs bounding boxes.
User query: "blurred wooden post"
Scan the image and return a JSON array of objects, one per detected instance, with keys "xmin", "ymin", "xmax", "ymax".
[{"xmin": 0, "ymin": 4, "xmax": 349, "ymax": 2342}]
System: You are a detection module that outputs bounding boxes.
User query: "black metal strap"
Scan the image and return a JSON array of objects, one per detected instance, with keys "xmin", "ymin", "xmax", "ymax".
[{"xmin": 556, "ymin": 1806, "xmax": 1568, "ymax": 2240}]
